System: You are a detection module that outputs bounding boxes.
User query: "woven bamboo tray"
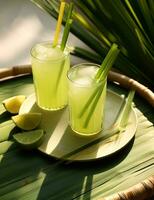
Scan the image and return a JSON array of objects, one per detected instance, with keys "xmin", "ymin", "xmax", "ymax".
[{"xmin": 0, "ymin": 65, "xmax": 154, "ymax": 200}]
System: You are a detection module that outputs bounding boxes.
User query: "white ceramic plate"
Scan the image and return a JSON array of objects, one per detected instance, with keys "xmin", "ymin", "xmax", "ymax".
[{"xmin": 19, "ymin": 90, "xmax": 137, "ymax": 161}]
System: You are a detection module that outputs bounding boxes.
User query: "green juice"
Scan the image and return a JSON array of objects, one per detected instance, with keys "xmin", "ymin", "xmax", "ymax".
[
  {"xmin": 31, "ymin": 42, "xmax": 70, "ymax": 110},
  {"xmin": 68, "ymin": 64, "xmax": 106, "ymax": 136}
]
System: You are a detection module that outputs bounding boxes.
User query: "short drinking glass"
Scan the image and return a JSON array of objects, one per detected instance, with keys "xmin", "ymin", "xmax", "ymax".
[
  {"xmin": 67, "ymin": 63, "xmax": 107, "ymax": 136},
  {"xmin": 31, "ymin": 41, "xmax": 70, "ymax": 110}
]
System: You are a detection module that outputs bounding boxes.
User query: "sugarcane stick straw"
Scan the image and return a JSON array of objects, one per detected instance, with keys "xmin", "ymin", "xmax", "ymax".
[
  {"xmin": 61, "ymin": 2, "xmax": 74, "ymax": 51},
  {"xmin": 79, "ymin": 44, "xmax": 120, "ymax": 128},
  {"xmin": 95, "ymin": 44, "xmax": 120, "ymax": 82},
  {"xmin": 52, "ymin": 0, "xmax": 66, "ymax": 47},
  {"xmin": 53, "ymin": 3, "xmax": 74, "ymax": 93},
  {"xmin": 118, "ymin": 90, "xmax": 135, "ymax": 130}
]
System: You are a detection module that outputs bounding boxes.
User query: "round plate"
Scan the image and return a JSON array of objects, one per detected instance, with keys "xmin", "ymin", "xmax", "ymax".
[{"xmin": 19, "ymin": 90, "xmax": 137, "ymax": 161}]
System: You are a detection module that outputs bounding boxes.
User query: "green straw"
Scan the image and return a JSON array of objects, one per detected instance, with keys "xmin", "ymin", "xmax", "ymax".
[
  {"xmin": 83, "ymin": 84, "xmax": 104, "ymax": 128},
  {"xmin": 61, "ymin": 2, "xmax": 74, "ymax": 51},
  {"xmin": 95, "ymin": 43, "xmax": 120, "ymax": 81},
  {"xmin": 78, "ymin": 83, "xmax": 103, "ymax": 118},
  {"xmin": 79, "ymin": 43, "xmax": 120, "ymax": 128},
  {"xmin": 54, "ymin": 2, "xmax": 74, "ymax": 92},
  {"xmin": 118, "ymin": 90, "xmax": 135, "ymax": 130}
]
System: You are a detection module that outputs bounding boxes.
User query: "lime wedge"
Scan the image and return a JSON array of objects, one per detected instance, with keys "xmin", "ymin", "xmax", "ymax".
[
  {"xmin": 3, "ymin": 95, "xmax": 26, "ymax": 114},
  {"xmin": 13, "ymin": 129, "xmax": 44, "ymax": 149},
  {"xmin": 12, "ymin": 113, "xmax": 42, "ymax": 130}
]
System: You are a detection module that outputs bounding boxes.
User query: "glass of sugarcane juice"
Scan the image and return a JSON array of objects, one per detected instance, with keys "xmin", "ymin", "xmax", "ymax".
[
  {"xmin": 31, "ymin": 42, "xmax": 70, "ymax": 110},
  {"xmin": 67, "ymin": 63, "xmax": 107, "ymax": 136}
]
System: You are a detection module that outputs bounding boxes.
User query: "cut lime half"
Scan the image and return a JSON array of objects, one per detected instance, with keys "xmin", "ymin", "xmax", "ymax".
[
  {"xmin": 3, "ymin": 95, "xmax": 26, "ymax": 114},
  {"xmin": 12, "ymin": 113, "xmax": 42, "ymax": 130},
  {"xmin": 13, "ymin": 129, "xmax": 44, "ymax": 149}
]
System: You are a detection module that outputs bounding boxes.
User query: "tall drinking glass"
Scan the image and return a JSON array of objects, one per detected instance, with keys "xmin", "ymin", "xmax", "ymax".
[
  {"xmin": 67, "ymin": 63, "xmax": 107, "ymax": 136},
  {"xmin": 31, "ymin": 42, "xmax": 70, "ymax": 110}
]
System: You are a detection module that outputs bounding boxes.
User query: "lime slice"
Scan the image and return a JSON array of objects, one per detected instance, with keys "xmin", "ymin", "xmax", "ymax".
[
  {"xmin": 13, "ymin": 129, "xmax": 44, "ymax": 149},
  {"xmin": 12, "ymin": 113, "xmax": 42, "ymax": 130},
  {"xmin": 3, "ymin": 95, "xmax": 26, "ymax": 114}
]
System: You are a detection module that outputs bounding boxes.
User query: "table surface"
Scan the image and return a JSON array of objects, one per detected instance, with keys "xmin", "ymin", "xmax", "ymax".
[{"xmin": 0, "ymin": 75, "xmax": 153, "ymax": 200}]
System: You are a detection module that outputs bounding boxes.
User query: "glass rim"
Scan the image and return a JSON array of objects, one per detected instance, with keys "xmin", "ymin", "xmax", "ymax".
[
  {"xmin": 30, "ymin": 41, "xmax": 70, "ymax": 62},
  {"xmin": 67, "ymin": 63, "xmax": 106, "ymax": 87}
]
